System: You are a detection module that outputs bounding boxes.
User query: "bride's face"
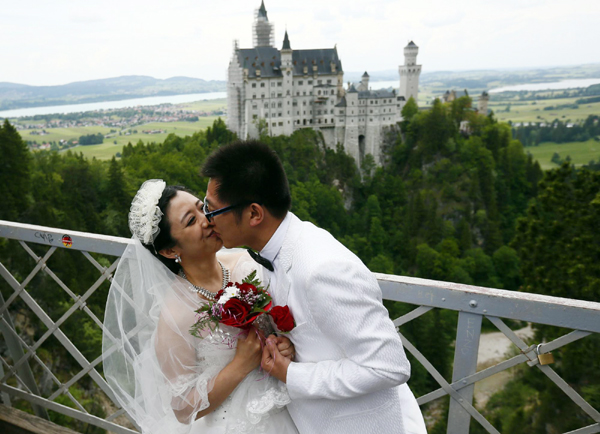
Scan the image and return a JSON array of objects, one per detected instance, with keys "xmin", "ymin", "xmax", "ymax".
[{"xmin": 165, "ymin": 191, "xmax": 223, "ymax": 259}]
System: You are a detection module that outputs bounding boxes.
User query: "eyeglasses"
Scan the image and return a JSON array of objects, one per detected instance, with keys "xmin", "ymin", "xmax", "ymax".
[{"xmin": 202, "ymin": 197, "xmax": 251, "ymax": 223}]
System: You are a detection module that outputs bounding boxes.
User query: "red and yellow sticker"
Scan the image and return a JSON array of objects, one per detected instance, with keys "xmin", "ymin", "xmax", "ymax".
[{"xmin": 62, "ymin": 235, "xmax": 73, "ymax": 248}]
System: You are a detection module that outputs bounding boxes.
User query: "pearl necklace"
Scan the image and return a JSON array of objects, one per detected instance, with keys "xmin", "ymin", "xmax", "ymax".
[{"xmin": 178, "ymin": 261, "xmax": 230, "ymax": 301}]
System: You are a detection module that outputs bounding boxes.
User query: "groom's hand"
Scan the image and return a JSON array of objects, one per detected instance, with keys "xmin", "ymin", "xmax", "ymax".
[{"xmin": 261, "ymin": 336, "xmax": 291, "ymax": 383}]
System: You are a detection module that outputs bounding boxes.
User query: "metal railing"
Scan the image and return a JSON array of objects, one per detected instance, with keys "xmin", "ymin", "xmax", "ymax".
[{"xmin": 0, "ymin": 219, "xmax": 599, "ymax": 434}]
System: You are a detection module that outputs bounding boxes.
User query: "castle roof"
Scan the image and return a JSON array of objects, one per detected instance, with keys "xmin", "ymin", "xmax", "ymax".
[
  {"xmin": 347, "ymin": 84, "xmax": 358, "ymax": 93},
  {"xmin": 407, "ymin": 41, "xmax": 417, "ymax": 47},
  {"xmin": 362, "ymin": 71, "xmax": 369, "ymax": 77},
  {"xmin": 282, "ymin": 31, "xmax": 291, "ymax": 50},
  {"xmin": 238, "ymin": 46, "xmax": 343, "ymax": 78},
  {"xmin": 335, "ymin": 96, "xmax": 347, "ymax": 107},
  {"xmin": 258, "ymin": 1, "xmax": 268, "ymax": 19},
  {"xmin": 358, "ymin": 88, "xmax": 396, "ymax": 99}
]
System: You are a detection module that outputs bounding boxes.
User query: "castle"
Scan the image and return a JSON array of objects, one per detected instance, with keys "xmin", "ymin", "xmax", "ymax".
[{"xmin": 227, "ymin": 1, "xmax": 421, "ymax": 165}]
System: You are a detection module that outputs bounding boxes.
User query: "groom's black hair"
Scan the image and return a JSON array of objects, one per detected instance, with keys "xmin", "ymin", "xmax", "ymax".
[{"xmin": 201, "ymin": 140, "xmax": 291, "ymax": 220}]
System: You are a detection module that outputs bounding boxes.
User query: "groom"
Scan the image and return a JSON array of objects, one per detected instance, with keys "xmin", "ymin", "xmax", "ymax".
[{"xmin": 201, "ymin": 141, "xmax": 426, "ymax": 434}]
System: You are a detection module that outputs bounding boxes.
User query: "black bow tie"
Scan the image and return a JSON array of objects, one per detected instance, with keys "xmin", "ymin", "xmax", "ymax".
[{"xmin": 247, "ymin": 249, "xmax": 274, "ymax": 272}]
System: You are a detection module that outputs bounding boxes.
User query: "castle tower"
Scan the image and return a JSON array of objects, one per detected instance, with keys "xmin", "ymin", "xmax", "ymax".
[
  {"xmin": 358, "ymin": 71, "xmax": 370, "ymax": 91},
  {"xmin": 398, "ymin": 41, "xmax": 421, "ymax": 104},
  {"xmin": 253, "ymin": 1, "xmax": 274, "ymax": 47},
  {"xmin": 478, "ymin": 91, "xmax": 489, "ymax": 115},
  {"xmin": 281, "ymin": 31, "xmax": 294, "ymax": 135}
]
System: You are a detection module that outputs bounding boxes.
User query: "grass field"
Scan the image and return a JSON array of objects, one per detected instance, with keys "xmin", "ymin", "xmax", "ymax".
[
  {"xmin": 179, "ymin": 98, "xmax": 226, "ymax": 112},
  {"xmin": 24, "ymin": 117, "xmax": 220, "ymax": 160},
  {"xmin": 524, "ymin": 139, "xmax": 600, "ymax": 170},
  {"xmin": 490, "ymin": 97, "xmax": 600, "ymax": 124}
]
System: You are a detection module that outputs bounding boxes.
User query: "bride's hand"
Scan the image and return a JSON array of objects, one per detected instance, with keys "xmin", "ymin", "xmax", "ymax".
[{"xmin": 233, "ymin": 327, "xmax": 262, "ymax": 374}]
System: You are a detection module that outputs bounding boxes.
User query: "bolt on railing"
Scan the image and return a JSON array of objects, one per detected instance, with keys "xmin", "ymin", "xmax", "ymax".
[{"xmin": 1, "ymin": 219, "xmax": 599, "ymax": 434}]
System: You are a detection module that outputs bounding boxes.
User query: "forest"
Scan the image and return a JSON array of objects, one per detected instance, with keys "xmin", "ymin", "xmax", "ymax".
[{"xmin": 0, "ymin": 93, "xmax": 599, "ymax": 433}]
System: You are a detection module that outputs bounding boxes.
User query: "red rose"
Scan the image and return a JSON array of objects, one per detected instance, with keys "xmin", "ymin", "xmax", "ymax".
[
  {"xmin": 220, "ymin": 298, "xmax": 251, "ymax": 327},
  {"xmin": 237, "ymin": 282, "xmax": 257, "ymax": 295},
  {"xmin": 268, "ymin": 305, "xmax": 295, "ymax": 332},
  {"xmin": 215, "ymin": 289, "xmax": 225, "ymax": 300}
]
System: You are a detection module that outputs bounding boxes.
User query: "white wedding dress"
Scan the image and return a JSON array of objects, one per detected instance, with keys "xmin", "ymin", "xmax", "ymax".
[{"xmin": 103, "ymin": 241, "xmax": 298, "ymax": 434}]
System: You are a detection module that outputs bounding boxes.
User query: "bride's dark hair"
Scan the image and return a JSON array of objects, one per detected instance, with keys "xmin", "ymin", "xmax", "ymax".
[{"xmin": 140, "ymin": 185, "xmax": 192, "ymax": 273}]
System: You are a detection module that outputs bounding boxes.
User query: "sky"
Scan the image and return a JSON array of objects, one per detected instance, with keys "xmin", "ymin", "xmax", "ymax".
[{"xmin": 1, "ymin": 0, "xmax": 599, "ymax": 86}]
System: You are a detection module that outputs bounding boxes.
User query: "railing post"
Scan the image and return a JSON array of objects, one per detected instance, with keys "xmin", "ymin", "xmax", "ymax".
[{"xmin": 447, "ymin": 311, "xmax": 482, "ymax": 434}]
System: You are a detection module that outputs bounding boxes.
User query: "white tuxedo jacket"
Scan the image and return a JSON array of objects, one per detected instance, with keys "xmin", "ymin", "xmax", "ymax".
[{"xmin": 269, "ymin": 213, "xmax": 426, "ymax": 434}]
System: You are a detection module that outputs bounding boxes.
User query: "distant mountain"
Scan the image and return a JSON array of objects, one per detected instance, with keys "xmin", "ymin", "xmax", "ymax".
[
  {"xmin": 0, "ymin": 76, "xmax": 226, "ymax": 110},
  {"xmin": 347, "ymin": 63, "xmax": 600, "ymax": 91}
]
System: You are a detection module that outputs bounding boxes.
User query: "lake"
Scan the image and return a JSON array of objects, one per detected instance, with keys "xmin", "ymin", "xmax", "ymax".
[
  {"xmin": 0, "ymin": 91, "xmax": 227, "ymax": 119},
  {"xmin": 490, "ymin": 78, "xmax": 600, "ymax": 93}
]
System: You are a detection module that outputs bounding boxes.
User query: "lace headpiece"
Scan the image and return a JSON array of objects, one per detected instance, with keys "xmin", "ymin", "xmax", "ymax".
[{"xmin": 129, "ymin": 179, "xmax": 167, "ymax": 245}]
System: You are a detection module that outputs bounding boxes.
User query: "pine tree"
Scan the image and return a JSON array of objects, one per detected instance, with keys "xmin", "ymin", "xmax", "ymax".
[{"xmin": 0, "ymin": 119, "xmax": 31, "ymax": 221}]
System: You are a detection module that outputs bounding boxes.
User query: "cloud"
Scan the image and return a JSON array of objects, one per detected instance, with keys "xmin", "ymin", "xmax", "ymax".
[{"xmin": 422, "ymin": 10, "xmax": 466, "ymax": 28}]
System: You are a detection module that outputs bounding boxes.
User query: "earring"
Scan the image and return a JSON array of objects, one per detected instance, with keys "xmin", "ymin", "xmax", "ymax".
[{"xmin": 175, "ymin": 254, "xmax": 181, "ymax": 264}]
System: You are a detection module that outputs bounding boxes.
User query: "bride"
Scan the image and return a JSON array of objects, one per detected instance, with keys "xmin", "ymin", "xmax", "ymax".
[{"xmin": 102, "ymin": 180, "xmax": 299, "ymax": 434}]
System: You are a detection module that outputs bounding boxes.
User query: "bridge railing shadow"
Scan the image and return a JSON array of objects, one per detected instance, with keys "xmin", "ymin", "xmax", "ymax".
[{"xmin": 1, "ymin": 220, "xmax": 599, "ymax": 434}]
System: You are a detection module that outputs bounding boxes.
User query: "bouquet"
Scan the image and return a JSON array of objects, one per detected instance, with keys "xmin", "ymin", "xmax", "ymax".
[{"xmin": 190, "ymin": 271, "xmax": 295, "ymax": 339}]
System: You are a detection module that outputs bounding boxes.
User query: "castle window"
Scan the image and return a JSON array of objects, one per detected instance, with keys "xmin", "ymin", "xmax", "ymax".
[
  {"xmin": 293, "ymin": 102, "xmax": 297, "ymax": 106},
  {"xmin": 309, "ymin": 91, "xmax": 312, "ymax": 95},
  {"xmin": 370, "ymin": 110, "xmax": 373, "ymax": 114},
  {"xmin": 324, "ymin": 119, "xmax": 327, "ymax": 124},
  {"xmin": 278, "ymin": 102, "xmax": 282, "ymax": 108},
  {"xmin": 318, "ymin": 119, "xmax": 321, "ymax": 124},
  {"xmin": 308, "ymin": 80, "xmax": 313, "ymax": 85},
  {"xmin": 264, "ymin": 103, "xmax": 268, "ymax": 108},
  {"xmin": 253, "ymin": 94, "xmax": 256, "ymax": 99},
  {"xmin": 327, "ymin": 79, "xmax": 332, "ymax": 84},
  {"xmin": 331, "ymin": 90, "xmax": 334, "ymax": 95},
  {"xmin": 277, "ymin": 93, "xmax": 282, "ymax": 97},
  {"xmin": 272, "ymin": 103, "xmax": 276, "ymax": 108},
  {"xmin": 318, "ymin": 80, "xmax": 322, "ymax": 85},
  {"xmin": 287, "ymin": 90, "xmax": 290, "ymax": 95},
  {"xmin": 370, "ymin": 118, "xmax": 373, "ymax": 122},
  {"xmin": 252, "ymin": 104, "xmax": 257, "ymax": 109},
  {"xmin": 299, "ymin": 80, "xmax": 303, "ymax": 85},
  {"xmin": 261, "ymin": 83, "xmax": 265, "ymax": 87},
  {"xmin": 318, "ymin": 90, "xmax": 321, "ymax": 95},
  {"xmin": 278, "ymin": 82, "xmax": 282, "ymax": 87},
  {"xmin": 265, "ymin": 113, "xmax": 269, "ymax": 117},
  {"xmin": 253, "ymin": 114, "xmax": 257, "ymax": 119},
  {"xmin": 272, "ymin": 123, "xmax": 276, "ymax": 127},
  {"xmin": 297, "ymin": 92, "xmax": 300, "ymax": 96},
  {"xmin": 261, "ymin": 94, "xmax": 265, "ymax": 98},
  {"xmin": 303, "ymin": 91, "xmax": 306, "ymax": 96},
  {"xmin": 252, "ymin": 83, "xmax": 256, "ymax": 88},
  {"xmin": 271, "ymin": 92, "xmax": 275, "ymax": 97},
  {"xmin": 279, "ymin": 113, "xmax": 282, "ymax": 117}
]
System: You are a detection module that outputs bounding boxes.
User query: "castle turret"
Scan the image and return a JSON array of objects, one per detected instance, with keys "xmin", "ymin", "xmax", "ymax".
[
  {"xmin": 358, "ymin": 71, "xmax": 370, "ymax": 91},
  {"xmin": 478, "ymin": 91, "xmax": 489, "ymax": 115},
  {"xmin": 398, "ymin": 41, "xmax": 421, "ymax": 104},
  {"xmin": 281, "ymin": 31, "xmax": 294, "ymax": 135},
  {"xmin": 253, "ymin": 1, "xmax": 274, "ymax": 47}
]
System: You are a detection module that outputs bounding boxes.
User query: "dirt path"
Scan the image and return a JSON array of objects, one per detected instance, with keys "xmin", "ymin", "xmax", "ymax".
[{"xmin": 473, "ymin": 325, "xmax": 534, "ymax": 408}]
